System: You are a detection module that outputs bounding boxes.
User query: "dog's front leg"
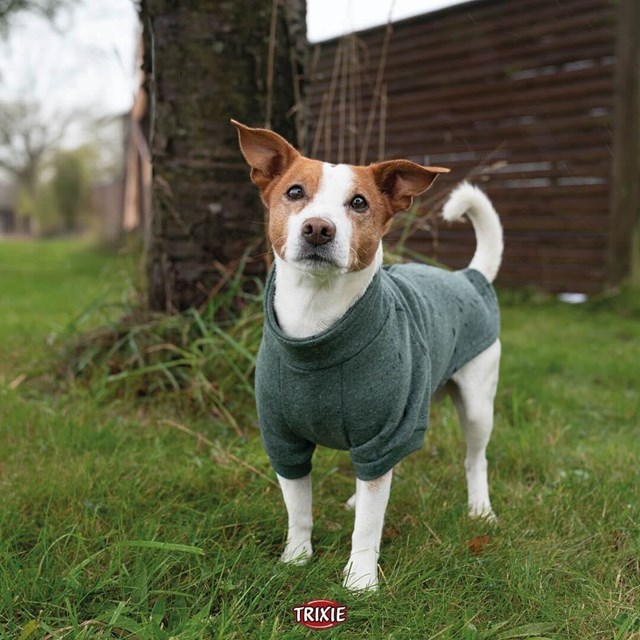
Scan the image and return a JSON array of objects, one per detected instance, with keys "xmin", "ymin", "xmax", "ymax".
[
  {"xmin": 343, "ymin": 470, "xmax": 392, "ymax": 591},
  {"xmin": 277, "ymin": 473, "xmax": 313, "ymax": 565}
]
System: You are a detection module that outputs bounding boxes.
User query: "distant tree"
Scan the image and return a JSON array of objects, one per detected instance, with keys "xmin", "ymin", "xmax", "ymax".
[
  {"xmin": 51, "ymin": 148, "xmax": 89, "ymax": 231},
  {"xmin": 0, "ymin": 100, "xmax": 74, "ymax": 221},
  {"xmin": 139, "ymin": 0, "xmax": 308, "ymax": 312}
]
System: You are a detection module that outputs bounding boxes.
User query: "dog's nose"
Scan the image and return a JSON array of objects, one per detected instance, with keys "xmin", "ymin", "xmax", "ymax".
[{"xmin": 301, "ymin": 217, "xmax": 336, "ymax": 246}]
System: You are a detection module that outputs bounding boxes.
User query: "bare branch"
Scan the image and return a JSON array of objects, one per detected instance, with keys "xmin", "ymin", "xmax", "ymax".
[
  {"xmin": 0, "ymin": 99, "xmax": 83, "ymax": 193},
  {"xmin": 0, "ymin": 0, "xmax": 77, "ymax": 38},
  {"xmin": 0, "ymin": 0, "xmax": 71, "ymax": 21}
]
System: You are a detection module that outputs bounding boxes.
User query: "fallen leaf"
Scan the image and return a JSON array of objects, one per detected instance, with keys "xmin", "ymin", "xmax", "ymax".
[{"xmin": 469, "ymin": 535, "xmax": 491, "ymax": 555}]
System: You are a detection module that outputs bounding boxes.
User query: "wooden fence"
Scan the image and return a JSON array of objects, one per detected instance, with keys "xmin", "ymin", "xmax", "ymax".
[{"xmin": 307, "ymin": 0, "xmax": 637, "ymax": 293}]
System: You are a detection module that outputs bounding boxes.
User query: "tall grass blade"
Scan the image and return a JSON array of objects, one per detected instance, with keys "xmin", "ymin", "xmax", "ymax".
[{"xmin": 116, "ymin": 540, "xmax": 205, "ymax": 556}]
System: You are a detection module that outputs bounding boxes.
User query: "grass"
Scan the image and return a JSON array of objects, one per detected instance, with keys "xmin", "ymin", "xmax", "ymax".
[
  {"xmin": 0, "ymin": 238, "xmax": 639, "ymax": 639},
  {"xmin": 0, "ymin": 237, "xmax": 138, "ymax": 376}
]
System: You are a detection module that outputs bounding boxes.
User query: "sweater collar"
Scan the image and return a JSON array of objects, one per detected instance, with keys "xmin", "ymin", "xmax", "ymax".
[{"xmin": 263, "ymin": 265, "xmax": 389, "ymax": 370}]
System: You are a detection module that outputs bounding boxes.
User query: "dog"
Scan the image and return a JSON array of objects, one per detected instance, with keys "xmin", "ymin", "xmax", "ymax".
[{"xmin": 232, "ymin": 120, "xmax": 503, "ymax": 592}]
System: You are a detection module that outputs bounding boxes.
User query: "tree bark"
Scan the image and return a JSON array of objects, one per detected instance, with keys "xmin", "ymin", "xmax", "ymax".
[{"xmin": 141, "ymin": 0, "xmax": 307, "ymax": 312}]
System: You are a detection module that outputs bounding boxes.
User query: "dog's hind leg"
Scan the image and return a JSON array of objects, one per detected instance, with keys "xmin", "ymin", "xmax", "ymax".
[
  {"xmin": 345, "ymin": 492, "xmax": 356, "ymax": 510},
  {"xmin": 450, "ymin": 339, "xmax": 501, "ymax": 520}
]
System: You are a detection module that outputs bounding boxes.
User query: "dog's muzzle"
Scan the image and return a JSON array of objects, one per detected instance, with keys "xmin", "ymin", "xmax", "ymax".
[{"xmin": 301, "ymin": 217, "xmax": 336, "ymax": 247}]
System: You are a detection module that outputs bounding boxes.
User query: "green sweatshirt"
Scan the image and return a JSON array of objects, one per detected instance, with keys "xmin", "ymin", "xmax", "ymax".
[{"xmin": 255, "ymin": 264, "xmax": 500, "ymax": 481}]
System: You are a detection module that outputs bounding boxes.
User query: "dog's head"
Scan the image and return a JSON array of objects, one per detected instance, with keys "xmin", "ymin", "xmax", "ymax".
[{"xmin": 232, "ymin": 120, "xmax": 448, "ymax": 273}]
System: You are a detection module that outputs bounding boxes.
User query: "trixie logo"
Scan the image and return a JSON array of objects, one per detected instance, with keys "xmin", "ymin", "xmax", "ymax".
[{"xmin": 293, "ymin": 599, "xmax": 348, "ymax": 629}]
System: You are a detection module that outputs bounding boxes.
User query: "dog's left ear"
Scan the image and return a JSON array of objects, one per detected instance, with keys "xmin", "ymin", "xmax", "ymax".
[
  {"xmin": 231, "ymin": 120, "xmax": 299, "ymax": 191},
  {"xmin": 371, "ymin": 160, "xmax": 450, "ymax": 214}
]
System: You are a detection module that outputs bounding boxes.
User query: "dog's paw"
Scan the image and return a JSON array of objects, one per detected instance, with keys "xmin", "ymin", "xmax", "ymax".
[
  {"xmin": 344, "ymin": 493, "xmax": 356, "ymax": 511},
  {"xmin": 468, "ymin": 503, "xmax": 497, "ymax": 523},
  {"xmin": 280, "ymin": 541, "xmax": 313, "ymax": 565},
  {"xmin": 342, "ymin": 554, "xmax": 378, "ymax": 592}
]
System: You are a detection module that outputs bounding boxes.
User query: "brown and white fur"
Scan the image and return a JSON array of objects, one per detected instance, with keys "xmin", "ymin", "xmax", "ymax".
[{"xmin": 233, "ymin": 120, "xmax": 503, "ymax": 592}]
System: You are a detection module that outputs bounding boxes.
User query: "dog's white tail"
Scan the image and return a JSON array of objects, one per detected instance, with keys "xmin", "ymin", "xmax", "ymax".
[{"xmin": 441, "ymin": 182, "xmax": 503, "ymax": 283}]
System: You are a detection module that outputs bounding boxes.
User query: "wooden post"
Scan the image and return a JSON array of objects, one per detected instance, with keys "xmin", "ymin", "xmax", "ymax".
[{"xmin": 608, "ymin": 0, "xmax": 640, "ymax": 287}]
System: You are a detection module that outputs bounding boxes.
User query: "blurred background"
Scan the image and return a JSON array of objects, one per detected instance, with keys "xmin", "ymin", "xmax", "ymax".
[
  {"xmin": 0, "ymin": 0, "xmax": 136, "ymax": 241},
  {"xmin": 1, "ymin": 0, "xmax": 637, "ymax": 306}
]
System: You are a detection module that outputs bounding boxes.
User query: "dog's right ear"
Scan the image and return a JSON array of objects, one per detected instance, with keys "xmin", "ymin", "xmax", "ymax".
[{"xmin": 231, "ymin": 120, "xmax": 299, "ymax": 191}]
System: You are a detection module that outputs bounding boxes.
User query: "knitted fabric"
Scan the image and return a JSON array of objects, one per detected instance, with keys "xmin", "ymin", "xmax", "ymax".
[{"xmin": 255, "ymin": 263, "xmax": 499, "ymax": 481}]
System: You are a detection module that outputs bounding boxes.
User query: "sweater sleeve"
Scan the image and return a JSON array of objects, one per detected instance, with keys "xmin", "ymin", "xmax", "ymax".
[{"xmin": 255, "ymin": 342, "xmax": 315, "ymax": 480}]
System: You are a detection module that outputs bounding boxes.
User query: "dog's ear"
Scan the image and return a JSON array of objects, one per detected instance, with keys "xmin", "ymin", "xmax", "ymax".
[
  {"xmin": 371, "ymin": 160, "xmax": 450, "ymax": 214},
  {"xmin": 231, "ymin": 120, "xmax": 299, "ymax": 191}
]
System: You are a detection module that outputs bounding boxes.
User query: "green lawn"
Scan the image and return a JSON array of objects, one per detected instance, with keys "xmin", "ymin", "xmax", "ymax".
[
  {"xmin": 0, "ymin": 238, "xmax": 137, "ymax": 376},
  {"xmin": 0, "ymin": 239, "xmax": 638, "ymax": 639}
]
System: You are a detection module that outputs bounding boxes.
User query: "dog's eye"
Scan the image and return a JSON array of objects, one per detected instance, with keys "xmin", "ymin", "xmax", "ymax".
[
  {"xmin": 286, "ymin": 185, "xmax": 305, "ymax": 201},
  {"xmin": 350, "ymin": 195, "xmax": 368, "ymax": 212}
]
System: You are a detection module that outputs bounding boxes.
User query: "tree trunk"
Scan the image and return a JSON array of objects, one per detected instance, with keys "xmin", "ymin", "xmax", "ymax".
[{"xmin": 141, "ymin": 0, "xmax": 307, "ymax": 312}]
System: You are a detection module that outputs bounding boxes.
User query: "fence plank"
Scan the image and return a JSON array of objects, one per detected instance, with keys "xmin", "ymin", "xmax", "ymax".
[{"xmin": 308, "ymin": 0, "xmax": 618, "ymax": 292}]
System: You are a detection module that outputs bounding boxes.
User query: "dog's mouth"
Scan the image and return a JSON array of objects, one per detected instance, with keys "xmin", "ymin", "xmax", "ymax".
[
  {"xmin": 290, "ymin": 247, "xmax": 341, "ymax": 270},
  {"xmin": 302, "ymin": 253, "xmax": 331, "ymax": 263}
]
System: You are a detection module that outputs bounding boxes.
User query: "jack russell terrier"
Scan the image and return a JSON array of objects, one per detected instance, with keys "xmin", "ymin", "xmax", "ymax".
[{"xmin": 232, "ymin": 120, "xmax": 503, "ymax": 592}]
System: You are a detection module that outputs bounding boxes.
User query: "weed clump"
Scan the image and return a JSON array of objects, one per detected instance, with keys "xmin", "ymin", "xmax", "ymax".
[{"xmin": 61, "ymin": 260, "xmax": 263, "ymax": 429}]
